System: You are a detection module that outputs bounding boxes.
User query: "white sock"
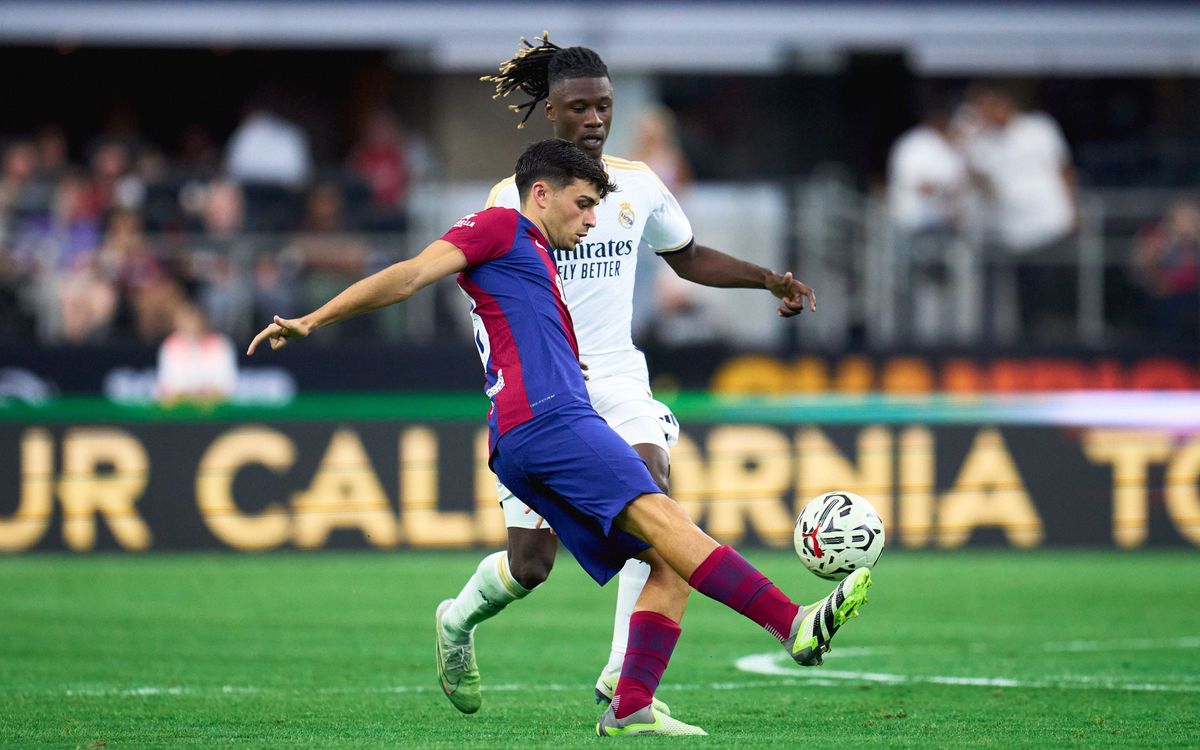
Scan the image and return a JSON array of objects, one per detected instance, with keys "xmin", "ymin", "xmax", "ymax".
[
  {"xmin": 601, "ymin": 558, "xmax": 651, "ymax": 678},
  {"xmin": 441, "ymin": 551, "xmax": 532, "ymax": 643}
]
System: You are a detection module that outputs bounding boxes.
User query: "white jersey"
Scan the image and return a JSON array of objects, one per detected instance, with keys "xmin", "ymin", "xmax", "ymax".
[{"xmin": 486, "ymin": 154, "xmax": 693, "ymax": 385}]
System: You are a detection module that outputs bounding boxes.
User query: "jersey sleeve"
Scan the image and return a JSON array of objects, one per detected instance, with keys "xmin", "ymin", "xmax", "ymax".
[
  {"xmin": 641, "ymin": 172, "xmax": 694, "ymax": 255},
  {"xmin": 485, "ymin": 177, "xmax": 520, "ymax": 209},
  {"xmin": 440, "ymin": 207, "xmax": 519, "ymax": 268}
]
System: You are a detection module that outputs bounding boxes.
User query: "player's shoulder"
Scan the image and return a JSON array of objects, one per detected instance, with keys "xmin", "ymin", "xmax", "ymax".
[
  {"xmin": 485, "ymin": 175, "xmax": 518, "ymax": 207},
  {"xmin": 449, "ymin": 206, "xmax": 519, "ymax": 234},
  {"xmin": 603, "ymin": 154, "xmax": 656, "ymax": 177},
  {"xmin": 602, "ymin": 154, "xmax": 672, "ymax": 194}
]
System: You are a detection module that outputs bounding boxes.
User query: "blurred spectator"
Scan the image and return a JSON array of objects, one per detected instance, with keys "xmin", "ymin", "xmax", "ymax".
[
  {"xmin": 349, "ymin": 107, "xmax": 412, "ymax": 230},
  {"xmin": 252, "ymin": 252, "xmax": 296, "ymax": 330},
  {"xmin": 285, "ymin": 182, "xmax": 370, "ymax": 340},
  {"xmin": 225, "ymin": 107, "xmax": 313, "ymax": 190},
  {"xmin": 133, "ymin": 146, "xmax": 169, "ymax": 190},
  {"xmin": 35, "ymin": 125, "xmax": 70, "ymax": 182},
  {"xmin": 12, "ymin": 171, "xmax": 101, "ymax": 273},
  {"xmin": 134, "ymin": 145, "xmax": 180, "ymax": 231},
  {"xmin": 9, "ymin": 171, "xmax": 104, "ymax": 343},
  {"xmin": 178, "ymin": 124, "xmax": 221, "ymax": 174},
  {"xmin": 80, "ymin": 139, "xmax": 136, "ymax": 219},
  {"xmin": 187, "ymin": 179, "xmax": 266, "ymax": 338},
  {"xmin": 632, "ymin": 105, "xmax": 703, "ymax": 340},
  {"xmin": 96, "ymin": 208, "xmax": 182, "ymax": 342},
  {"xmin": 55, "ymin": 253, "xmax": 119, "ymax": 345},
  {"xmin": 641, "ymin": 271, "xmax": 719, "ymax": 348},
  {"xmin": 887, "ymin": 93, "xmax": 970, "ymax": 344},
  {"xmin": 1132, "ymin": 199, "xmax": 1200, "ymax": 343},
  {"xmin": 156, "ymin": 300, "xmax": 238, "ymax": 405},
  {"xmin": 0, "ymin": 140, "xmax": 45, "ymax": 219},
  {"xmin": 964, "ymin": 82, "xmax": 1079, "ymax": 343},
  {"xmin": 631, "ymin": 105, "xmax": 692, "ymax": 195},
  {"xmin": 225, "ymin": 102, "xmax": 312, "ymax": 232}
]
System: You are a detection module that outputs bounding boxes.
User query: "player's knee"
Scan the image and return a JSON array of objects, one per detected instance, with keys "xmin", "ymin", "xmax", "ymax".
[
  {"xmin": 634, "ymin": 445, "xmax": 671, "ymax": 494},
  {"xmin": 652, "ymin": 566, "xmax": 691, "ymax": 599},
  {"xmin": 618, "ymin": 492, "xmax": 684, "ymax": 543},
  {"xmin": 508, "ymin": 553, "xmax": 554, "ymax": 589}
]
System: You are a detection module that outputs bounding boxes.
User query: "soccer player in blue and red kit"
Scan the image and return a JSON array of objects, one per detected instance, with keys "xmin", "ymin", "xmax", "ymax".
[{"xmin": 247, "ymin": 138, "xmax": 873, "ymax": 737}]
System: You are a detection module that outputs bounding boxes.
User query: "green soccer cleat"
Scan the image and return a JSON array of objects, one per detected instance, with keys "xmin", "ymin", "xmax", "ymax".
[
  {"xmin": 594, "ymin": 670, "xmax": 672, "ymax": 716},
  {"xmin": 435, "ymin": 599, "xmax": 481, "ymax": 714},
  {"xmin": 595, "ymin": 704, "xmax": 707, "ymax": 737},
  {"xmin": 784, "ymin": 567, "xmax": 872, "ymax": 666}
]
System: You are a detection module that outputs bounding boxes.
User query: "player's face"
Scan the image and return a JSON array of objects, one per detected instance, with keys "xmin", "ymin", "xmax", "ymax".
[
  {"xmin": 546, "ymin": 77, "xmax": 614, "ymax": 161},
  {"xmin": 545, "ymin": 178, "xmax": 600, "ymax": 248}
]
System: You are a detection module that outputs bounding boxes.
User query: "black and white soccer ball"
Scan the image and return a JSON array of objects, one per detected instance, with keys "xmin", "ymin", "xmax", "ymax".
[{"xmin": 794, "ymin": 491, "xmax": 885, "ymax": 581}]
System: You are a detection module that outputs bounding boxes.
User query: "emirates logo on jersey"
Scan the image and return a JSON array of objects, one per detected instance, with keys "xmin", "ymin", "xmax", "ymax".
[{"xmin": 618, "ymin": 202, "xmax": 635, "ymax": 229}]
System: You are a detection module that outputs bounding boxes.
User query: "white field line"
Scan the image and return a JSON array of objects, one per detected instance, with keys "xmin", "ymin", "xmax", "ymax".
[
  {"xmin": 37, "ymin": 636, "xmax": 1200, "ymax": 699},
  {"xmin": 54, "ymin": 678, "xmax": 845, "ymax": 699},
  {"xmin": 735, "ymin": 653, "xmax": 1200, "ymax": 693},
  {"xmin": 1041, "ymin": 636, "xmax": 1200, "ymax": 653},
  {"xmin": 821, "ymin": 635, "xmax": 1200, "ymax": 659}
]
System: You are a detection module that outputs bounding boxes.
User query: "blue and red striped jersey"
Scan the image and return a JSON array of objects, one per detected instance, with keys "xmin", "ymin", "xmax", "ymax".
[{"xmin": 442, "ymin": 207, "xmax": 589, "ymax": 453}]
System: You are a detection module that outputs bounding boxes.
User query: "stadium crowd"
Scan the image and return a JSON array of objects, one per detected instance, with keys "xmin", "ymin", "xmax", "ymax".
[
  {"xmin": 2, "ymin": 80, "xmax": 1196, "ymax": 351},
  {"xmin": 0, "ymin": 106, "xmax": 421, "ymax": 347},
  {"xmin": 886, "ymin": 81, "xmax": 1198, "ymax": 346}
]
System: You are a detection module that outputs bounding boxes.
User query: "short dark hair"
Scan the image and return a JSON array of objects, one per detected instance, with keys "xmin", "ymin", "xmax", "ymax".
[
  {"xmin": 483, "ymin": 32, "xmax": 610, "ymax": 128},
  {"xmin": 514, "ymin": 138, "xmax": 617, "ymax": 202}
]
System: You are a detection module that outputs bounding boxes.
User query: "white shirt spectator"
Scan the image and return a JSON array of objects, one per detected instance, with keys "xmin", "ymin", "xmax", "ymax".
[
  {"xmin": 224, "ymin": 111, "xmax": 312, "ymax": 189},
  {"xmin": 157, "ymin": 329, "xmax": 238, "ymax": 402},
  {"xmin": 887, "ymin": 125, "xmax": 968, "ymax": 233},
  {"xmin": 966, "ymin": 112, "xmax": 1074, "ymax": 252}
]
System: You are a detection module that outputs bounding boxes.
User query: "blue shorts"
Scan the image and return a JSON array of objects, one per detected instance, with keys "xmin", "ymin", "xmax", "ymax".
[{"xmin": 492, "ymin": 401, "xmax": 660, "ymax": 585}]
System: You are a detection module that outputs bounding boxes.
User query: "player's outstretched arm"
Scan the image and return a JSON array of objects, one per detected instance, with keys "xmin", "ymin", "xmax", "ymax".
[
  {"xmin": 662, "ymin": 243, "xmax": 816, "ymax": 318},
  {"xmin": 246, "ymin": 240, "xmax": 468, "ymax": 355}
]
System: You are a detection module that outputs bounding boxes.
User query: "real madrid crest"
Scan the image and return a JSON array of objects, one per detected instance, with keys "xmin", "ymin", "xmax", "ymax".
[{"xmin": 618, "ymin": 202, "xmax": 635, "ymax": 229}]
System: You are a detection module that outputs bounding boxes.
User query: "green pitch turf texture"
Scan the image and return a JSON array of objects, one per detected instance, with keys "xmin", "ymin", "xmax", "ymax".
[{"xmin": 2, "ymin": 550, "xmax": 1197, "ymax": 748}]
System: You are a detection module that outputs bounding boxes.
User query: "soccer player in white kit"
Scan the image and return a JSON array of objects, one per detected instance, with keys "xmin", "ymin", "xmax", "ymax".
[{"xmin": 435, "ymin": 34, "xmax": 816, "ymax": 716}]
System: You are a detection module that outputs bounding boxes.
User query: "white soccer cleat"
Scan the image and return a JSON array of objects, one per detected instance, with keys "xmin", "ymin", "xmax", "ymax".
[
  {"xmin": 435, "ymin": 599, "xmax": 481, "ymax": 714},
  {"xmin": 783, "ymin": 567, "xmax": 872, "ymax": 666},
  {"xmin": 596, "ymin": 704, "xmax": 706, "ymax": 737}
]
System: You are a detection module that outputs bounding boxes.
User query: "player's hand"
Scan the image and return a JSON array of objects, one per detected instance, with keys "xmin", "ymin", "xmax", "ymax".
[
  {"xmin": 246, "ymin": 315, "xmax": 312, "ymax": 355},
  {"xmin": 768, "ymin": 271, "xmax": 816, "ymax": 318},
  {"xmin": 579, "ymin": 359, "xmax": 590, "ymax": 381}
]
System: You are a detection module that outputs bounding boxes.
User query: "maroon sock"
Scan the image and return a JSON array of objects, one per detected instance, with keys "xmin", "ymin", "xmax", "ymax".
[
  {"xmin": 612, "ymin": 611, "xmax": 681, "ymax": 719},
  {"xmin": 688, "ymin": 545, "xmax": 800, "ymax": 642}
]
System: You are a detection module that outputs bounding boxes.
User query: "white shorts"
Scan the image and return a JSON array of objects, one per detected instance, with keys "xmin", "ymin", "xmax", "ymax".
[{"xmin": 498, "ymin": 376, "xmax": 680, "ymax": 529}]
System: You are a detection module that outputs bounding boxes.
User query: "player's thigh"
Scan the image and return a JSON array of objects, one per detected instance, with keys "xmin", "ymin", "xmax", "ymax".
[
  {"xmin": 615, "ymin": 422, "xmax": 669, "ymax": 492},
  {"xmin": 609, "ymin": 401, "xmax": 678, "ymax": 492},
  {"xmin": 605, "ymin": 398, "xmax": 680, "ymax": 451},
  {"xmin": 498, "ymin": 480, "xmax": 549, "ymax": 530},
  {"xmin": 492, "ymin": 403, "xmax": 659, "ymax": 584}
]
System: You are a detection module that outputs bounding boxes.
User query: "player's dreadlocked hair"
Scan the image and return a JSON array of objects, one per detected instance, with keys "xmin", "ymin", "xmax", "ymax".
[{"xmin": 482, "ymin": 31, "xmax": 610, "ymax": 128}]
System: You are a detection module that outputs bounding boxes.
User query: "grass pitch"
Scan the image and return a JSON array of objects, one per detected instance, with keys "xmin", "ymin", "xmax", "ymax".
[{"xmin": 2, "ymin": 549, "xmax": 1198, "ymax": 748}]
